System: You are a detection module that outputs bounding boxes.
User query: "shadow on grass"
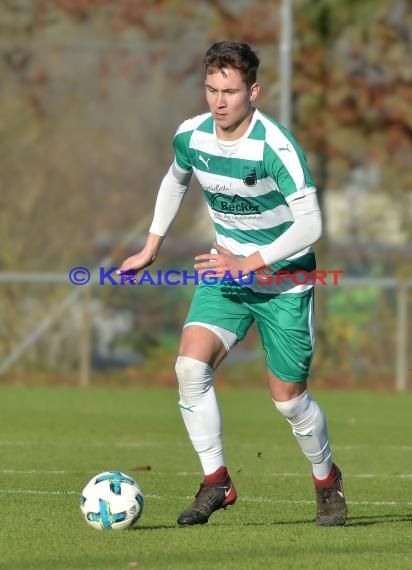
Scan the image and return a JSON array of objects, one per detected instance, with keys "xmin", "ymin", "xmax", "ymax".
[
  {"xmin": 345, "ymin": 513, "xmax": 412, "ymax": 526},
  {"xmin": 131, "ymin": 524, "xmax": 178, "ymax": 531},
  {"xmin": 131, "ymin": 511, "xmax": 412, "ymax": 530},
  {"xmin": 243, "ymin": 518, "xmax": 314, "ymax": 526},
  {"xmin": 227, "ymin": 513, "xmax": 412, "ymax": 527}
]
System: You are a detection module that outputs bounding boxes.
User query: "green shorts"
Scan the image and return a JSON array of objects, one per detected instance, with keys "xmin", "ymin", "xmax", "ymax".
[{"xmin": 184, "ymin": 282, "xmax": 315, "ymax": 382}]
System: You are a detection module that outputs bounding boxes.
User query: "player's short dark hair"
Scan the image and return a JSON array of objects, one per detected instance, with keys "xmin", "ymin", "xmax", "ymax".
[{"xmin": 204, "ymin": 41, "xmax": 260, "ymax": 88}]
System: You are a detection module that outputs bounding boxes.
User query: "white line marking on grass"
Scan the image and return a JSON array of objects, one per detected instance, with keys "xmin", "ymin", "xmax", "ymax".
[
  {"xmin": 1, "ymin": 441, "xmax": 412, "ymax": 452},
  {"xmin": 178, "ymin": 471, "xmax": 412, "ymax": 479},
  {"xmin": 334, "ymin": 445, "xmax": 412, "ymax": 451},
  {"xmin": 0, "ymin": 489, "xmax": 79, "ymax": 496},
  {"xmin": 0, "ymin": 440, "xmax": 174, "ymax": 448},
  {"xmin": 4, "ymin": 469, "xmax": 412, "ymax": 480},
  {"xmin": 91, "ymin": 442, "xmax": 166, "ymax": 448},
  {"xmin": 268, "ymin": 472, "xmax": 412, "ymax": 479},
  {"xmin": 0, "ymin": 441, "xmax": 34, "ymax": 446},
  {"xmin": 1, "ymin": 488, "xmax": 411, "ymax": 507},
  {"xmin": 0, "ymin": 489, "xmax": 162, "ymax": 498},
  {"xmin": 0, "ymin": 470, "xmax": 70, "ymax": 474},
  {"xmin": 240, "ymin": 497, "xmax": 412, "ymax": 507}
]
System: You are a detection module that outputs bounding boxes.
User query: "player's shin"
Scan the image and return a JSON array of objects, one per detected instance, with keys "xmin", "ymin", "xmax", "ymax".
[
  {"xmin": 175, "ymin": 356, "xmax": 225, "ymax": 475},
  {"xmin": 273, "ymin": 390, "xmax": 333, "ymax": 480}
]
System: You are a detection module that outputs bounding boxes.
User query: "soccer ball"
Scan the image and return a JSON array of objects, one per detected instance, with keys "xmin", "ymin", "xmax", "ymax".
[{"xmin": 80, "ymin": 471, "xmax": 144, "ymax": 530}]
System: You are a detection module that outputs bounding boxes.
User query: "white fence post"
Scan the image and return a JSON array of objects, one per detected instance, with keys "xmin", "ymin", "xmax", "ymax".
[
  {"xmin": 396, "ymin": 283, "xmax": 408, "ymax": 392},
  {"xmin": 79, "ymin": 285, "xmax": 92, "ymax": 388}
]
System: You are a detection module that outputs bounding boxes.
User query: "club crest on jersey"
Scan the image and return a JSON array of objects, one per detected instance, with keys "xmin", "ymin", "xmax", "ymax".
[{"xmin": 243, "ymin": 167, "xmax": 257, "ymax": 187}]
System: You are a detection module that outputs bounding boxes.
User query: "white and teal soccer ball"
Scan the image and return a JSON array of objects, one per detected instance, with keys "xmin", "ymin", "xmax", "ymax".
[{"xmin": 80, "ymin": 471, "xmax": 144, "ymax": 530}]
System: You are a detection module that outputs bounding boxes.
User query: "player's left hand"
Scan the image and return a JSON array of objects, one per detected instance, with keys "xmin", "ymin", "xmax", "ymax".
[{"xmin": 194, "ymin": 242, "xmax": 245, "ymax": 279}]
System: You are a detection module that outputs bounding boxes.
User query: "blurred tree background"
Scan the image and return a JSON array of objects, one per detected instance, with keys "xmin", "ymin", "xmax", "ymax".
[{"xmin": 0, "ymin": 0, "xmax": 411, "ymax": 388}]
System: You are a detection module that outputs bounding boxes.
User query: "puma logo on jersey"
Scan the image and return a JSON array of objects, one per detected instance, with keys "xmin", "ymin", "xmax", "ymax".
[
  {"xmin": 199, "ymin": 155, "xmax": 211, "ymax": 169},
  {"xmin": 278, "ymin": 143, "xmax": 291, "ymax": 152}
]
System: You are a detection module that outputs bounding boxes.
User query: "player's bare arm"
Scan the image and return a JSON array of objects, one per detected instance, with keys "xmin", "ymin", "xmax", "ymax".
[{"xmin": 117, "ymin": 233, "xmax": 164, "ymax": 276}]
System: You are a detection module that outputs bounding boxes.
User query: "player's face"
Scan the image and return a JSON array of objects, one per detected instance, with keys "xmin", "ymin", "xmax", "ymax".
[{"xmin": 205, "ymin": 68, "xmax": 259, "ymax": 140}]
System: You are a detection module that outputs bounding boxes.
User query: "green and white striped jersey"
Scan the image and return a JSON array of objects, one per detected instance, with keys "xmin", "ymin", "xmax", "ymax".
[{"xmin": 173, "ymin": 109, "xmax": 317, "ymax": 295}]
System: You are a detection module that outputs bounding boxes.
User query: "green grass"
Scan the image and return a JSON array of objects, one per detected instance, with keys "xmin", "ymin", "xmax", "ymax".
[{"xmin": 0, "ymin": 386, "xmax": 411, "ymax": 570}]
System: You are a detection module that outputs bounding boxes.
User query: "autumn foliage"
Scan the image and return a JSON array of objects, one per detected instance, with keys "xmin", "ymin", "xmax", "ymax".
[{"xmin": 0, "ymin": 0, "xmax": 411, "ymax": 386}]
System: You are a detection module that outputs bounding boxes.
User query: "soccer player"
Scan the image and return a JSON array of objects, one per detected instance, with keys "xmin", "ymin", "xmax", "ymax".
[{"xmin": 118, "ymin": 41, "xmax": 347, "ymax": 527}]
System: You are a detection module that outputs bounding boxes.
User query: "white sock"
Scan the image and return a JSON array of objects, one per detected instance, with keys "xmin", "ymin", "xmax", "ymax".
[
  {"xmin": 175, "ymin": 356, "xmax": 225, "ymax": 476},
  {"xmin": 274, "ymin": 390, "xmax": 333, "ymax": 480}
]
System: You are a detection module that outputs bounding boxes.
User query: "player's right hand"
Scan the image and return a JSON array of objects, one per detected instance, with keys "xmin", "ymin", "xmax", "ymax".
[
  {"xmin": 116, "ymin": 233, "xmax": 164, "ymax": 284},
  {"xmin": 116, "ymin": 251, "xmax": 155, "ymax": 284}
]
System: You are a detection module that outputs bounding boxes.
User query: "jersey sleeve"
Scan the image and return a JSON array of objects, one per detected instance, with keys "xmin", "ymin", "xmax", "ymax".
[
  {"xmin": 173, "ymin": 128, "xmax": 193, "ymax": 172},
  {"xmin": 264, "ymin": 131, "xmax": 317, "ymax": 202}
]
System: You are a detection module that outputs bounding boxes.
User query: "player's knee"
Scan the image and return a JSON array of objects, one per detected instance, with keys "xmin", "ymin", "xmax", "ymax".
[
  {"xmin": 274, "ymin": 391, "xmax": 326, "ymax": 437},
  {"xmin": 175, "ymin": 356, "xmax": 213, "ymax": 404},
  {"xmin": 273, "ymin": 390, "xmax": 311, "ymax": 419}
]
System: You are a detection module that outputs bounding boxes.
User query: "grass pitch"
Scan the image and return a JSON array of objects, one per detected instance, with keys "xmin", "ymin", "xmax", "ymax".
[{"xmin": 0, "ymin": 386, "xmax": 411, "ymax": 570}]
